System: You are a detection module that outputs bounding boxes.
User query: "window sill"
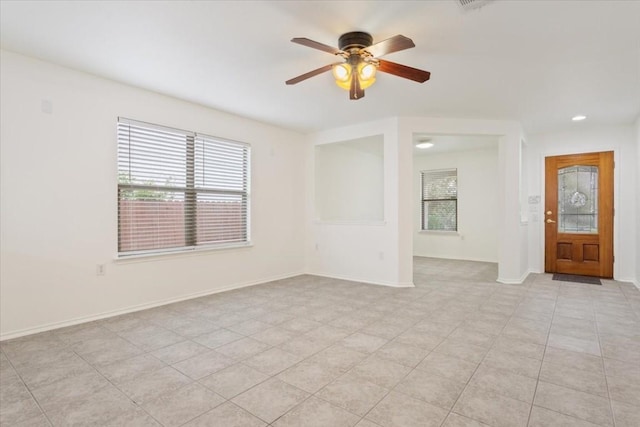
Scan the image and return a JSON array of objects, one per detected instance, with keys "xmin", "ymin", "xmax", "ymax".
[
  {"xmin": 418, "ymin": 230, "xmax": 460, "ymax": 236},
  {"xmin": 115, "ymin": 242, "xmax": 253, "ymax": 263}
]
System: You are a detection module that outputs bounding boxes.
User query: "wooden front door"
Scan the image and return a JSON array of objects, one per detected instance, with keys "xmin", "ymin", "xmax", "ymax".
[{"xmin": 545, "ymin": 151, "xmax": 613, "ymax": 278}]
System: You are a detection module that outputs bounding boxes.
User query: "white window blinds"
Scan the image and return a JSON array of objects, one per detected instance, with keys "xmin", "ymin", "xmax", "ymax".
[
  {"xmin": 421, "ymin": 168, "xmax": 457, "ymax": 231},
  {"xmin": 117, "ymin": 118, "xmax": 250, "ymax": 255}
]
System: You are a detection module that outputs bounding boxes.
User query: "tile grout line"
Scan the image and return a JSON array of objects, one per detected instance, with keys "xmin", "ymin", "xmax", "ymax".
[
  {"xmin": 442, "ymin": 283, "xmax": 531, "ymax": 426},
  {"xmin": 535, "ymin": 280, "xmax": 623, "ymax": 427},
  {"xmin": 1, "ymin": 348, "xmax": 55, "ymax": 427},
  {"xmin": 173, "ymin": 294, "xmax": 306, "ymax": 426},
  {"xmin": 307, "ymin": 322, "xmax": 421, "ymax": 424},
  {"xmin": 3, "ymin": 266, "xmax": 636, "ymax": 427},
  {"xmin": 593, "ymin": 285, "xmax": 619, "ymax": 427},
  {"xmin": 389, "ymin": 285, "xmax": 482, "ymax": 426},
  {"xmin": 262, "ymin": 301, "xmax": 411, "ymax": 425},
  {"xmin": 74, "ymin": 323, "xmax": 253, "ymax": 425},
  {"xmin": 428, "ymin": 288, "xmax": 494, "ymax": 425},
  {"xmin": 207, "ymin": 301, "xmax": 388, "ymax": 426},
  {"xmin": 303, "ymin": 288, "xmax": 454, "ymax": 426},
  {"xmin": 525, "ymin": 278, "xmax": 559, "ymax": 427},
  {"xmin": 295, "ymin": 305, "xmax": 403, "ymax": 425},
  {"xmin": 71, "ymin": 347, "xmax": 168, "ymax": 426}
]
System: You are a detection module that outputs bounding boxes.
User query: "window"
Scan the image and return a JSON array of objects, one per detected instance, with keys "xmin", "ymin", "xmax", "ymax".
[
  {"xmin": 117, "ymin": 118, "xmax": 250, "ymax": 256},
  {"xmin": 421, "ymin": 168, "xmax": 457, "ymax": 231}
]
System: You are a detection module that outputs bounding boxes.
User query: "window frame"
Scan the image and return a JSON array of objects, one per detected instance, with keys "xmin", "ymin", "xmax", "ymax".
[
  {"xmin": 421, "ymin": 168, "xmax": 458, "ymax": 232},
  {"xmin": 117, "ymin": 117, "xmax": 251, "ymax": 258}
]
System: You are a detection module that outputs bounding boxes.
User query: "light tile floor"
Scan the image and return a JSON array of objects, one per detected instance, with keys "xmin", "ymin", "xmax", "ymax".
[{"xmin": 1, "ymin": 257, "xmax": 639, "ymax": 426}]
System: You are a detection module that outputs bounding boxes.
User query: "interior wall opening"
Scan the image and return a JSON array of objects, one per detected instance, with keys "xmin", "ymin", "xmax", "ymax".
[{"xmin": 412, "ymin": 133, "xmax": 500, "ymax": 281}]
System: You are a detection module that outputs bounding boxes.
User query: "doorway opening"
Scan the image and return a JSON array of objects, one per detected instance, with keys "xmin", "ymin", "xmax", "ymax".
[{"xmin": 412, "ymin": 134, "xmax": 500, "ymax": 282}]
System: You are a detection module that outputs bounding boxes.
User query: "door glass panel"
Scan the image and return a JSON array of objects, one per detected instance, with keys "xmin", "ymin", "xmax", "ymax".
[{"xmin": 558, "ymin": 165, "xmax": 598, "ymax": 233}]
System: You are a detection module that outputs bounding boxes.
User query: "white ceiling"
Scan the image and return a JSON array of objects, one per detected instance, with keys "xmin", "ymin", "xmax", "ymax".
[{"xmin": 1, "ymin": 1, "xmax": 639, "ymax": 134}]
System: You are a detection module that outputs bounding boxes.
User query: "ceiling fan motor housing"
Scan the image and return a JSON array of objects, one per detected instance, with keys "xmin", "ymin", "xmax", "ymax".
[{"xmin": 338, "ymin": 31, "xmax": 373, "ymax": 51}]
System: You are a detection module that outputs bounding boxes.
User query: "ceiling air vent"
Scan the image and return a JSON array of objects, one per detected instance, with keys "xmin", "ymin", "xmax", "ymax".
[{"xmin": 456, "ymin": 0, "xmax": 493, "ymax": 11}]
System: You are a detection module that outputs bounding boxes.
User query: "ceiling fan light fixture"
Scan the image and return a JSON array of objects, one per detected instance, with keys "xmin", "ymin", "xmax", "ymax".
[
  {"xmin": 332, "ymin": 63, "xmax": 353, "ymax": 90},
  {"xmin": 335, "ymin": 79, "xmax": 351, "ymax": 90},
  {"xmin": 359, "ymin": 62, "xmax": 377, "ymax": 80},
  {"xmin": 358, "ymin": 62, "xmax": 377, "ymax": 89},
  {"xmin": 333, "ymin": 61, "xmax": 378, "ymax": 91},
  {"xmin": 359, "ymin": 76, "xmax": 376, "ymax": 90},
  {"xmin": 332, "ymin": 63, "xmax": 351, "ymax": 81},
  {"xmin": 287, "ymin": 31, "xmax": 430, "ymax": 99}
]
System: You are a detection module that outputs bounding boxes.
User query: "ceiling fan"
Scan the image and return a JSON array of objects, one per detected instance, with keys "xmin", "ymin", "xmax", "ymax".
[{"xmin": 285, "ymin": 31, "xmax": 431, "ymax": 100}]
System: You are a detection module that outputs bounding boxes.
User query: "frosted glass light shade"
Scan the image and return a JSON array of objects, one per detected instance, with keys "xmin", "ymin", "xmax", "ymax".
[
  {"xmin": 332, "ymin": 61, "xmax": 378, "ymax": 91},
  {"xmin": 332, "ymin": 63, "xmax": 351, "ymax": 81},
  {"xmin": 359, "ymin": 63, "xmax": 376, "ymax": 80}
]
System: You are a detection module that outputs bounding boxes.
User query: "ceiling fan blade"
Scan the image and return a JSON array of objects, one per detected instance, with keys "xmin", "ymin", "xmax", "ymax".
[
  {"xmin": 286, "ymin": 63, "xmax": 335, "ymax": 85},
  {"xmin": 349, "ymin": 74, "xmax": 365, "ymax": 100},
  {"xmin": 291, "ymin": 37, "xmax": 342, "ymax": 55},
  {"xmin": 377, "ymin": 59, "xmax": 431, "ymax": 83},
  {"xmin": 365, "ymin": 35, "xmax": 415, "ymax": 58}
]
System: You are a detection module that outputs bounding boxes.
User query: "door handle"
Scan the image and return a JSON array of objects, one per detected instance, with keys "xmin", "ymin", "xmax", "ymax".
[{"xmin": 546, "ymin": 219, "xmax": 556, "ymax": 223}]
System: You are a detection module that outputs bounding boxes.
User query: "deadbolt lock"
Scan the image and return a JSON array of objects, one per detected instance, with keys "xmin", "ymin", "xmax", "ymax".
[{"xmin": 546, "ymin": 210, "xmax": 552, "ymax": 215}]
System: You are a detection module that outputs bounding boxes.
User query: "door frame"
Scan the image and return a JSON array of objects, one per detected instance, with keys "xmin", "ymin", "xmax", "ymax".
[{"xmin": 538, "ymin": 146, "xmax": 620, "ymax": 279}]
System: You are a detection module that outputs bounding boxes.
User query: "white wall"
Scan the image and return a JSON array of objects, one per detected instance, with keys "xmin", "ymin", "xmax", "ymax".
[
  {"xmin": 636, "ymin": 117, "xmax": 640, "ymax": 287},
  {"xmin": 414, "ymin": 147, "xmax": 499, "ymax": 262},
  {"xmin": 0, "ymin": 50, "xmax": 307, "ymax": 338},
  {"xmin": 315, "ymin": 135, "xmax": 384, "ymax": 222},
  {"xmin": 526, "ymin": 125, "xmax": 637, "ymax": 281}
]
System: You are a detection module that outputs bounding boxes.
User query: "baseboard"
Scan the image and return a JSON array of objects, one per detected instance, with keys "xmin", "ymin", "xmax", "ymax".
[
  {"xmin": 617, "ymin": 277, "xmax": 640, "ymax": 290},
  {"xmin": 308, "ymin": 272, "xmax": 415, "ymax": 288},
  {"xmin": 497, "ymin": 269, "xmax": 532, "ymax": 285},
  {"xmin": 0, "ymin": 271, "xmax": 305, "ymax": 341},
  {"xmin": 413, "ymin": 254, "xmax": 498, "ymax": 264}
]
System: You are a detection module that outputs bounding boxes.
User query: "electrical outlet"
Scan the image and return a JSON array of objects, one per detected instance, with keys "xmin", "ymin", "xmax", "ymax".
[
  {"xmin": 96, "ymin": 264, "xmax": 105, "ymax": 276},
  {"xmin": 379, "ymin": 251, "xmax": 384, "ymax": 260}
]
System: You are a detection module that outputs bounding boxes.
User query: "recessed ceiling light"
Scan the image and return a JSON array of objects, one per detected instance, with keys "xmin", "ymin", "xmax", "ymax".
[
  {"xmin": 572, "ymin": 115, "xmax": 587, "ymax": 121},
  {"xmin": 416, "ymin": 142, "xmax": 434, "ymax": 149}
]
